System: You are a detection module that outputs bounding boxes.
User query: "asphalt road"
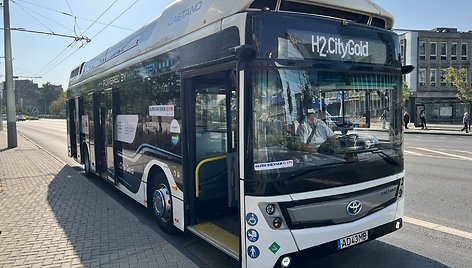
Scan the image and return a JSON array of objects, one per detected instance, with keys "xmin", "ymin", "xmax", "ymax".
[{"xmin": 14, "ymin": 119, "xmax": 472, "ymax": 267}]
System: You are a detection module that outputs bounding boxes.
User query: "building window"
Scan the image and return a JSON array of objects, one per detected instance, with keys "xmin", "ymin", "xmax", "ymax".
[
  {"xmin": 419, "ymin": 42, "xmax": 426, "ymax": 60},
  {"xmin": 440, "ymin": 42, "xmax": 447, "ymax": 60},
  {"xmin": 440, "ymin": 69, "xmax": 447, "ymax": 86},
  {"xmin": 430, "ymin": 42, "xmax": 437, "ymax": 60},
  {"xmin": 430, "ymin": 69, "xmax": 436, "ymax": 86},
  {"xmin": 462, "ymin": 43, "xmax": 468, "ymax": 61},
  {"xmin": 401, "ymin": 42, "xmax": 405, "ymax": 65},
  {"xmin": 419, "ymin": 68, "xmax": 426, "ymax": 86},
  {"xmin": 451, "ymin": 43, "xmax": 458, "ymax": 60}
]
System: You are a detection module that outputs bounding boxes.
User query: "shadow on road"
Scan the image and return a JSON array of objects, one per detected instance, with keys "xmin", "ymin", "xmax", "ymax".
[
  {"xmin": 297, "ymin": 239, "xmax": 449, "ymax": 268},
  {"xmin": 46, "ymin": 167, "xmax": 448, "ymax": 268}
]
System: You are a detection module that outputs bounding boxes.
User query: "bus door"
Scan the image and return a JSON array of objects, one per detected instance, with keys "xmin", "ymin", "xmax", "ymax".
[
  {"xmin": 184, "ymin": 68, "xmax": 239, "ymax": 248},
  {"xmin": 67, "ymin": 99, "xmax": 77, "ymax": 159},
  {"xmin": 189, "ymin": 70, "xmax": 238, "ymax": 211},
  {"xmin": 93, "ymin": 93, "xmax": 107, "ymax": 177},
  {"xmin": 75, "ymin": 97, "xmax": 84, "ymax": 163},
  {"xmin": 103, "ymin": 89, "xmax": 122, "ymax": 184}
]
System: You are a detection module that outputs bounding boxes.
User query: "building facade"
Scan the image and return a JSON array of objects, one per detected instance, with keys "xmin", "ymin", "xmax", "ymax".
[{"xmin": 401, "ymin": 28, "xmax": 472, "ymax": 124}]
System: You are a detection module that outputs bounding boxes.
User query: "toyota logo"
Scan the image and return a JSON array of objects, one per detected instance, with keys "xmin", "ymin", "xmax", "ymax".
[{"xmin": 346, "ymin": 200, "xmax": 363, "ymax": 216}]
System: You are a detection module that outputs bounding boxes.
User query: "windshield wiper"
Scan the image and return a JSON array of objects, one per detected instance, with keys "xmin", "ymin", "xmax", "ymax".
[
  {"xmin": 371, "ymin": 150, "xmax": 401, "ymax": 166},
  {"xmin": 346, "ymin": 148, "xmax": 400, "ymax": 166}
]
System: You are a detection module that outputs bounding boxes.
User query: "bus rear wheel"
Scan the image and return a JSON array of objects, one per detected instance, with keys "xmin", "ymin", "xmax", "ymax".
[
  {"xmin": 83, "ymin": 148, "xmax": 92, "ymax": 177},
  {"xmin": 150, "ymin": 174, "xmax": 175, "ymax": 233}
]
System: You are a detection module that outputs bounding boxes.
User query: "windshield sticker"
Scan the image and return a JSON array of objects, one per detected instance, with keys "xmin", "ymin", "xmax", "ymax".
[
  {"xmin": 149, "ymin": 105, "xmax": 175, "ymax": 117},
  {"xmin": 254, "ymin": 160, "xmax": 294, "ymax": 171}
]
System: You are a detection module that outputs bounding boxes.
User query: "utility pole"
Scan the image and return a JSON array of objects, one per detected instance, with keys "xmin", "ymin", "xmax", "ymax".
[
  {"xmin": 0, "ymin": 83, "xmax": 3, "ymax": 131},
  {"xmin": 3, "ymin": 0, "xmax": 17, "ymax": 148}
]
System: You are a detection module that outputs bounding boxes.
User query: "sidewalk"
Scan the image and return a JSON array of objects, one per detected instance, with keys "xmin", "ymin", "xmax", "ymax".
[
  {"xmin": 0, "ymin": 131, "xmax": 197, "ymax": 268},
  {"xmin": 403, "ymin": 123, "xmax": 472, "ymax": 136}
]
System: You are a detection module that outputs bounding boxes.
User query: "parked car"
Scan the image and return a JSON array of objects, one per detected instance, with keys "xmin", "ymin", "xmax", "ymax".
[{"xmin": 16, "ymin": 115, "xmax": 26, "ymax": 121}]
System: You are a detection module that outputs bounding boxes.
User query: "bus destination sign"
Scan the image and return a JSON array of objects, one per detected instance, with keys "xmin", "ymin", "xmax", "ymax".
[
  {"xmin": 282, "ymin": 30, "xmax": 389, "ymax": 65},
  {"xmin": 311, "ymin": 35, "xmax": 369, "ymax": 59}
]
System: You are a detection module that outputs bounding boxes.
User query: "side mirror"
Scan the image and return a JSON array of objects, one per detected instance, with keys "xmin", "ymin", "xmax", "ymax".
[
  {"xmin": 401, "ymin": 65, "xmax": 415, "ymax": 75},
  {"xmin": 230, "ymin": 45, "xmax": 256, "ymax": 61}
]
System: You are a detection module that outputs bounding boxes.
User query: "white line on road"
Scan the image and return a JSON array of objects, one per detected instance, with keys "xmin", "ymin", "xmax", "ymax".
[
  {"xmin": 453, "ymin": 150, "xmax": 472, "ymax": 155},
  {"xmin": 411, "ymin": 147, "xmax": 472, "ymax": 161},
  {"xmin": 404, "ymin": 150, "xmax": 426, "ymax": 156},
  {"xmin": 404, "ymin": 216, "xmax": 472, "ymax": 240},
  {"xmin": 404, "ymin": 150, "xmax": 460, "ymax": 161}
]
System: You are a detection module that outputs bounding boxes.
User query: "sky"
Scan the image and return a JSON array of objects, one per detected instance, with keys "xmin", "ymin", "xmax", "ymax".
[{"xmin": 0, "ymin": 0, "xmax": 471, "ymax": 90}]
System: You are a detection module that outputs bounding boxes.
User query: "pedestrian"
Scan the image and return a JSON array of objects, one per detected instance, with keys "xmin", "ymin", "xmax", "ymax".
[
  {"xmin": 403, "ymin": 111, "xmax": 410, "ymax": 129},
  {"xmin": 381, "ymin": 109, "xmax": 387, "ymax": 129},
  {"xmin": 461, "ymin": 112, "xmax": 469, "ymax": 133},
  {"xmin": 420, "ymin": 110, "xmax": 427, "ymax": 129}
]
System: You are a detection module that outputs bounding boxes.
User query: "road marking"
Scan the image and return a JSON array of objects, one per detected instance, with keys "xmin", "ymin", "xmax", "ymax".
[
  {"xmin": 404, "ymin": 150, "xmax": 425, "ymax": 156},
  {"xmin": 453, "ymin": 150, "xmax": 472, "ymax": 155},
  {"xmin": 404, "ymin": 150, "xmax": 460, "ymax": 161},
  {"xmin": 404, "ymin": 216, "xmax": 472, "ymax": 240},
  {"xmin": 411, "ymin": 147, "xmax": 472, "ymax": 161}
]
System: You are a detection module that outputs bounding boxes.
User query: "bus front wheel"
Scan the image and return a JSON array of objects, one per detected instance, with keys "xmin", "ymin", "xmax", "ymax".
[{"xmin": 150, "ymin": 174, "xmax": 175, "ymax": 233}]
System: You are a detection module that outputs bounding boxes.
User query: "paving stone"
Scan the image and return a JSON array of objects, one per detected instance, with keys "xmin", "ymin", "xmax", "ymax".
[{"xmin": 0, "ymin": 131, "xmax": 198, "ymax": 268}]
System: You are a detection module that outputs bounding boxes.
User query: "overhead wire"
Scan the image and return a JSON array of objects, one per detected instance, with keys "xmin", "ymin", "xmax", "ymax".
[
  {"xmin": 35, "ymin": 0, "xmax": 141, "ymax": 77},
  {"xmin": 64, "ymin": 0, "xmax": 83, "ymax": 37},
  {"xmin": 15, "ymin": 0, "xmax": 134, "ymax": 32},
  {"xmin": 79, "ymin": 0, "xmax": 119, "ymax": 36},
  {"xmin": 89, "ymin": 0, "xmax": 140, "ymax": 40},
  {"xmin": 11, "ymin": 0, "xmax": 67, "ymax": 33}
]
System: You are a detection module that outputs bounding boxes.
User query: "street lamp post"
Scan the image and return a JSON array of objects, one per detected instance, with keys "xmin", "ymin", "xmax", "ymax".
[{"xmin": 3, "ymin": 0, "xmax": 17, "ymax": 148}]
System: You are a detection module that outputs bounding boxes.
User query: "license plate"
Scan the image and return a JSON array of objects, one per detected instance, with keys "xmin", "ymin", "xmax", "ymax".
[{"xmin": 337, "ymin": 230, "xmax": 369, "ymax": 250}]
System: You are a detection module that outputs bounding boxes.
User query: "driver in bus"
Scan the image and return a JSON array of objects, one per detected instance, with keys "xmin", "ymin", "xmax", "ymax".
[{"xmin": 297, "ymin": 109, "xmax": 337, "ymax": 153}]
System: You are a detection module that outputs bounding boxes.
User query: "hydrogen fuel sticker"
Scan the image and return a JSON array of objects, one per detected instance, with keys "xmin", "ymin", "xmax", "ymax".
[
  {"xmin": 254, "ymin": 160, "xmax": 293, "ymax": 171},
  {"xmin": 248, "ymin": 245, "xmax": 260, "ymax": 259},
  {"xmin": 269, "ymin": 242, "xmax": 281, "ymax": 254},
  {"xmin": 246, "ymin": 213, "xmax": 258, "ymax": 226},
  {"xmin": 170, "ymin": 119, "xmax": 181, "ymax": 133},
  {"xmin": 247, "ymin": 229, "xmax": 259, "ymax": 243}
]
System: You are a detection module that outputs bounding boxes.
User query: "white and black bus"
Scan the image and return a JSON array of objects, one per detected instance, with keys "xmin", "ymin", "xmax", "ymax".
[{"xmin": 67, "ymin": 1, "xmax": 413, "ymax": 267}]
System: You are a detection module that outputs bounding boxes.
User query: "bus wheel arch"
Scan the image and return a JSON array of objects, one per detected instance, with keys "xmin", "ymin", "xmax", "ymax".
[{"xmin": 147, "ymin": 167, "xmax": 176, "ymax": 233}]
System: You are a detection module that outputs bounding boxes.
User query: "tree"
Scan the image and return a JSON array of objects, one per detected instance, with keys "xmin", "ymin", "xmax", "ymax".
[
  {"xmin": 444, "ymin": 67, "xmax": 472, "ymax": 101},
  {"xmin": 402, "ymin": 80, "xmax": 410, "ymax": 104},
  {"xmin": 40, "ymin": 82, "xmax": 62, "ymax": 114},
  {"xmin": 49, "ymin": 91, "xmax": 67, "ymax": 116}
]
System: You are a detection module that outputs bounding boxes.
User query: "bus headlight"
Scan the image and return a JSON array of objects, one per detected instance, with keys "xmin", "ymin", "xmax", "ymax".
[
  {"xmin": 281, "ymin": 256, "xmax": 291, "ymax": 267},
  {"xmin": 266, "ymin": 204, "xmax": 276, "ymax": 215},
  {"xmin": 258, "ymin": 203, "xmax": 287, "ymax": 230},
  {"xmin": 273, "ymin": 217, "xmax": 282, "ymax": 229},
  {"xmin": 397, "ymin": 177, "xmax": 404, "ymax": 198}
]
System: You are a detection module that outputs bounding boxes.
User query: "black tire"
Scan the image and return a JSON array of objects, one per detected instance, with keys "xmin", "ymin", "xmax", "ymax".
[
  {"xmin": 149, "ymin": 173, "xmax": 176, "ymax": 234},
  {"xmin": 83, "ymin": 148, "xmax": 92, "ymax": 177}
]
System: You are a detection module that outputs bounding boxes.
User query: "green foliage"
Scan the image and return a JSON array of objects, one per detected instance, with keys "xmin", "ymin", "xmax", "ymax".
[
  {"xmin": 40, "ymin": 82, "xmax": 62, "ymax": 114},
  {"xmin": 402, "ymin": 80, "xmax": 410, "ymax": 103},
  {"xmin": 49, "ymin": 91, "xmax": 67, "ymax": 116},
  {"xmin": 444, "ymin": 67, "xmax": 472, "ymax": 101}
]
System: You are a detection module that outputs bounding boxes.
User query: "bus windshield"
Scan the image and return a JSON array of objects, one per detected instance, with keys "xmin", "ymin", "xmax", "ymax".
[{"xmin": 250, "ymin": 67, "xmax": 403, "ymax": 194}]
